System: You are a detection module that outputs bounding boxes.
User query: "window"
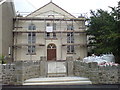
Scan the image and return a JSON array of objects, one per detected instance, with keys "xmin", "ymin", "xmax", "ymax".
[
  {"xmin": 28, "ymin": 24, "xmax": 36, "ymax": 30},
  {"xmin": 67, "ymin": 32, "xmax": 74, "ymax": 53},
  {"xmin": 53, "ymin": 23, "xmax": 56, "ymax": 38},
  {"xmin": 67, "ymin": 24, "xmax": 74, "ymax": 30},
  {"xmin": 67, "ymin": 32, "xmax": 74, "ymax": 43},
  {"xmin": 53, "ymin": 23, "xmax": 56, "ymax": 30},
  {"xmin": 53, "ymin": 32, "xmax": 56, "ymax": 38},
  {"xmin": 28, "ymin": 24, "xmax": 36, "ymax": 54},
  {"xmin": 46, "ymin": 33, "xmax": 50, "ymax": 38},
  {"xmin": 28, "ymin": 46, "xmax": 35, "ymax": 54},
  {"xmin": 47, "ymin": 23, "xmax": 50, "ymax": 26},
  {"xmin": 28, "ymin": 33, "xmax": 36, "ymax": 43}
]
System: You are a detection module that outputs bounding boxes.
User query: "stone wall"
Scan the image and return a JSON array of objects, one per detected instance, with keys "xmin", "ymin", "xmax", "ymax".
[
  {"xmin": 2, "ymin": 60, "xmax": 42, "ymax": 85},
  {"xmin": 2, "ymin": 59, "xmax": 120, "ymax": 85},
  {"xmin": 2, "ymin": 64, "xmax": 16, "ymax": 85},
  {"xmin": 73, "ymin": 60, "xmax": 120, "ymax": 84}
]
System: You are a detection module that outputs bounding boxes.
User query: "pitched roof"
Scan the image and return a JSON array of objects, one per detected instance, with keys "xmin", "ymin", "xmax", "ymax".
[
  {"xmin": 0, "ymin": 0, "xmax": 7, "ymax": 5},
  {"xmin": 26, "ymin": 1, "xmax": 76, "ymax": 18}
]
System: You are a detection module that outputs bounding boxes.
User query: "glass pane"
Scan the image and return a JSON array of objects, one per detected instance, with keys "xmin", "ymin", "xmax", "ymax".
[
  {"xmin": 67, "ymin": 25, "xmax": 74, "ymax": 30},
  {"xmin": 53, "ymin": 32, "xmax": 56, "ymax": 38},
  {"xmin": 32, "ymin": 33, "xmax": 36, "ymax": 43},
  {"xmin": 53, "ymin": 23, "xmax": 56, "ymax": 30},
  {"xmin": 28, "ymin": 33, "xmax": 31, "ymax": 43},
  {"xmin": 67, "ymin": 45, "xmax": 70, "ymax": 53},
  {"xmin": 32, "ymin": 46, "xmax": 35, "ymax": 53},
  {"xmin": 47, "ymin": 23, "xmax": 50, "ymax": 26},
  {"xmin": 33, "ymin": 26, "xmax": 36, "ymax": 30},
  {"xmin": 46, "ymin": 33, "xmax": 50, "ymax": 38},
  {"xmin": 28, "ymin": 46, "xmax": 31, "ymax": 53},
  {"xmin": 71, "ymin": 45, "xmax": 74, "ymax": 53},
  {"xmin": 52, "ymin": 44, "xmax": 56, "ymax": 48},
  {"xmin": 28, "ymin": 24, "xmax": 36, "ymax": 30}
]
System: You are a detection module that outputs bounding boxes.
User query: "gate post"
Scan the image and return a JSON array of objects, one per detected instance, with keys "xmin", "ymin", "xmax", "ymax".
[
  {"xmin": 66, "ymin": 56, "xmax": 74, "ymax": 76},
  {"xmin": 40, "ymin": 56, "xmax": 47, "ymax": 77}
]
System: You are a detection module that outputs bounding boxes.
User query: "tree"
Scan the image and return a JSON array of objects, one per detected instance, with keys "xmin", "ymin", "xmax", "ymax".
[{"xmin": 87, "ymin": 3, "xmax": 120, "ymax": 63}]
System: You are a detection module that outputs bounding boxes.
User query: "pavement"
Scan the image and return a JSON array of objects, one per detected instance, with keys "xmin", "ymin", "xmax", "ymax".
[{"xmin": 23, "ymin": 77, "xmax": 92, "ymax": 85}]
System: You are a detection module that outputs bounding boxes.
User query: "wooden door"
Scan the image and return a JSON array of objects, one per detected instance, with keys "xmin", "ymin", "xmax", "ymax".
[{"xmin": 47, "ymin": 44, "xmax": 56, "ymax": 61}]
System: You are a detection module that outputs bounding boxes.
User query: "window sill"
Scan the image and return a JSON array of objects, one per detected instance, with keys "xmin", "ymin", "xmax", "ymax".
[
  {"xmin": 67, "ymin": 53, "xmax": 76, "ymax": 54},
  {"xmin": 45, "ymin": 38, "xmax": 58, "ymax": 40},
  {"xmin": 26, "ymin": 53, "xmax": 36, "ymax": 55}
]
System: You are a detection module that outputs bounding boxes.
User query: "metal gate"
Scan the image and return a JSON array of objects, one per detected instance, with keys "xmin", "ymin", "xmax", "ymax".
[{"xmin": 47, "ymin": 61, "xmax": 67, "ymax": 77}]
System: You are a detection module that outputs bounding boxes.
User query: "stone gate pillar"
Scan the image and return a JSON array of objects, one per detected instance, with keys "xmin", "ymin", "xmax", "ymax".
[
  {"xmin": 15, "ymin": 61, "xmax": 24, "ymax": 85},
  {"xmin": 40, "ymin": 56, "xmax": 47, "ymax": 77},
  {"xmin": 66, "ymin": 56, "xmax": 74, "ymax": 76}
]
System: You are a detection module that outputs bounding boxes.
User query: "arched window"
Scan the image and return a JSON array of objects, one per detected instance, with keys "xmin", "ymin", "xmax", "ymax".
[{"xmin": 47, "ymin": 44, "xmax": 56, "ymax": 49}]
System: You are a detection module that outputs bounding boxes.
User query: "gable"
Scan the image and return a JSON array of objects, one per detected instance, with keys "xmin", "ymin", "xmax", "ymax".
[
  {"xmin": 26, "ymin": 2, "xmax": 75, "ymax": 18},
  {"xmin": 33, "ymin": 10, "xmax": 66, "ymax": 18}
]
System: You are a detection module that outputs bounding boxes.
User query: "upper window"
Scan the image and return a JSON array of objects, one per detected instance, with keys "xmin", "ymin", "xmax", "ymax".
[
  {"xmin": 67, "ymin": 24, "xmax": 74, "ymax": 30},
  {"xmin": 67, "ymin": 32, "xmax": 74, "ymax": 43},
  {"xmin": 28, "ymin": 24, "xmax": 36, "ymax": 30},
  {"xmin": 53, "ymin": 23, "xmax": 56, "ymax": 30},
  {"xmin": 53, "ymin": 32, "xmax": 56, "ymax": 38},
  {"xmin": 46, "ymin": 33, "xmax": 50, "ymax": 38},
  {"xmin": 47, "ymin": 23, "xmax": 50, "ymax": 26}
]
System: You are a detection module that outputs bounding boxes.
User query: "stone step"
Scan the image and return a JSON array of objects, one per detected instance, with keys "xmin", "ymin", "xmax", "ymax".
[
  {"xmin": 47, "ymin": 73, "xmax": 66, "ymax": 77},
  {"xmin": 23, "ymin": 77, "xmax": 92, "ymax": 85},
  {"xmin": 23, "ymin": 81, "xmax": 92, "ymax": 85}
]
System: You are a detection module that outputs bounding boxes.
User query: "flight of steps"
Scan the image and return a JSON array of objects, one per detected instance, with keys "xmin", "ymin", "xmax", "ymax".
[{"xmin": 23, "ymin": 77, "xmax": 92, "ymax": 85}]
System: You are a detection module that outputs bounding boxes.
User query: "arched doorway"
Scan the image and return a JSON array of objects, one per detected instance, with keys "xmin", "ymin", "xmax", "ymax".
[{"xmin": 47, "ymin": 44, "xmax": 56, "ymax": 61}]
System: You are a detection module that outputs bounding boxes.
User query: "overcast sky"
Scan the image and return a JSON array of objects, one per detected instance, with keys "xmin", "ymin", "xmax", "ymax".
[{"xmin": 13, "ymin": 0, "xmax": 119, "ymax": 17}]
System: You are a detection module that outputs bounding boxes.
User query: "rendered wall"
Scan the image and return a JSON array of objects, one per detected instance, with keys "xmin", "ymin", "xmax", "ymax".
[
  {"xmin": 14, "ymin": 20, "xmax": 87, "ymax": 61},
  {"xmin": 0, "ymin": 1, "xmax": 15, "ymax": 60},
  {"xmin": 0, "ymin": 4, "xmax": 2, "ymax": 55}
]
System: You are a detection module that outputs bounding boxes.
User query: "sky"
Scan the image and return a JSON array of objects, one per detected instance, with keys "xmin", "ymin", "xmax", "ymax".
[{"xmin": 13, "ymin": 0, "xmax": 119, "ymax": 17}]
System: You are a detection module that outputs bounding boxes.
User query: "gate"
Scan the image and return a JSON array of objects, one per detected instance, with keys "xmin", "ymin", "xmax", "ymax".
[{"xmin": 47, "ymin": 61, "xmax": 67, "ymax": 77}]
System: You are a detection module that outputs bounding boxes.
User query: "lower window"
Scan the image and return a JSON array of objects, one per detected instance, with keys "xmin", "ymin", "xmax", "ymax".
[
  {"xmin": 28, "ymin": 46, "xmax": 36, "ymax": 54},
  {"xmin": 67, "ymin": 45, "xmax": 74, "ymax": 53}
]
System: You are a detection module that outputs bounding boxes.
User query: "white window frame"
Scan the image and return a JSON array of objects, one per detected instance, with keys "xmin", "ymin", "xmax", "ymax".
[
  {"xmin": 28, "ymin": 24, "xmax": 36, "ymax": 54},
  {"xmin": 67, "ymin": 32, "xmax": 74, "ymax": 53}
]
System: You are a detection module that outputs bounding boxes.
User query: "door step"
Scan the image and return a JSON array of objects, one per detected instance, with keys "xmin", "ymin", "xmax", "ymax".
[{"xmin": 47, "ymin": 73, "xmax": 66, "ymax": 77}]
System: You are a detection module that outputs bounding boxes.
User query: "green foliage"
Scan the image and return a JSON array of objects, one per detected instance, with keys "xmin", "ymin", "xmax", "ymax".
[
  {"xmin": 87, "ymin": 5, "xmax": 120, "ymax": 63},
  {"xmin": 0, "ymin": 55, "xmax": 6, "ymax": 64}
]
